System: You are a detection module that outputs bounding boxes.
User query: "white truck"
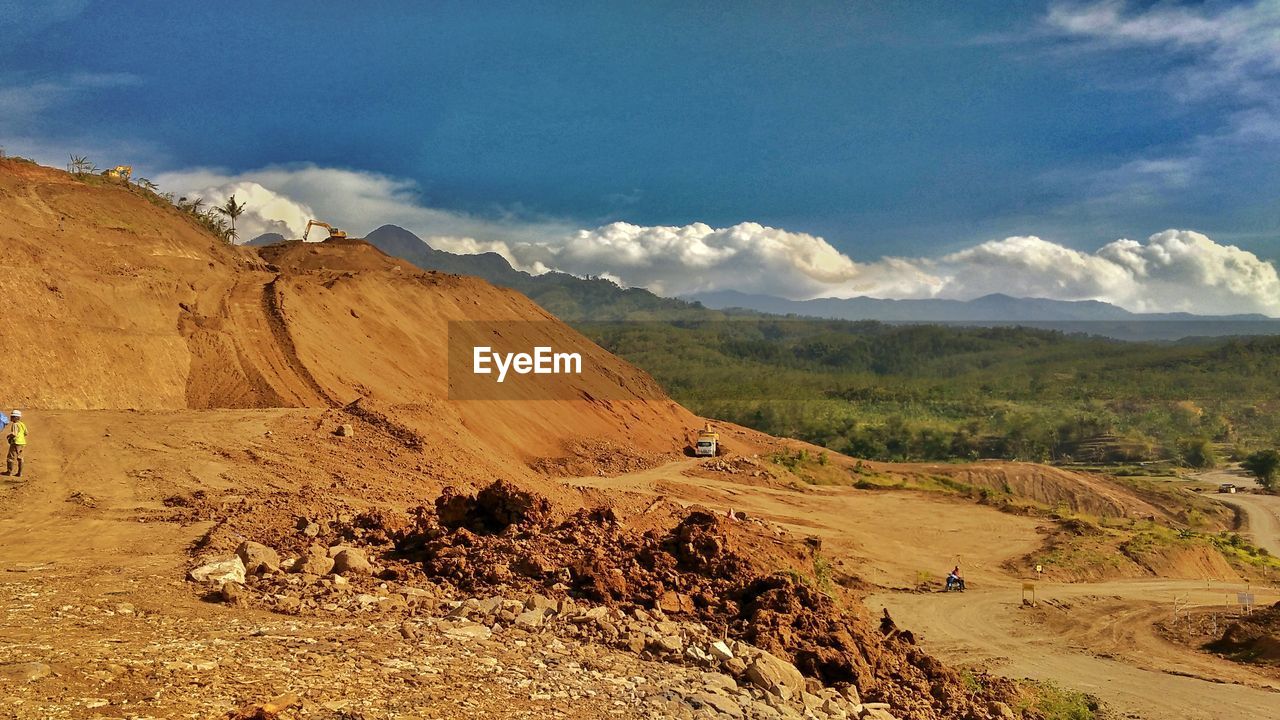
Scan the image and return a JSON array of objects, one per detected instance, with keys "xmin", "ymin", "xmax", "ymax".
[{"xmin": 694, "ymin": 427, "xmax": 719, "ymax": 457}]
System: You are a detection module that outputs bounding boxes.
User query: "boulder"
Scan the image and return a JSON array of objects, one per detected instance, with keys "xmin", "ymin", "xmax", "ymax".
[
  {"xmin": 988, "ymin": 701, "xmax": 1016, "ymax": 720},
  {"xmin": 442, "ymin": 621, "xmax": 493, "ymax": 641},
  {"xmin": 220, "ymin": 582, "xmax": 247, "ymax": 606},
  {"xmin": 689, "ymin": 691, "xmax": 743, "ymax": 718},
  {"xmin": 702, "ymin": 671, "xmax": 737, "ymax": 694},
  {"xmin": 657, "ymin": 590, "xmax": 695, "ymax": 614},
  {"xmin": 188, "ymin": 556, "xmax": 246, "ymax": 586},
  {"xmin": 514, "ymin": 609, "xmax": 545, "ymax": 629},
  {"xmin": 651, "ymin": 635, "xmax": 683, "ymax": 655},
  {"xmin": 235, "ymin": 541, "xmax": 280, "ymax": 575},
  {"xmin": 723, "ymin": 657, "xmax": 748, "ymax": 676},
  {"xmin": 745, "ymin": 649, "xmax": 805, "ymax": 697},
  {"xmin": 710, "ymin": 640, "xmax": 734, "ymax": 661},
  {"xmin": 296, "ymin": 517, "xmax": 322, "ymax": 537},
  {"xmin": 331, "ymin": 548, "xmax": 372, "ymax": 576},
  {"xmin": 292, "ymin": 547, "xmax": 334, "ymax": 576},
  {"xmin": 524, "ymin": 594, "xmax": 557, "ymax": 614}
]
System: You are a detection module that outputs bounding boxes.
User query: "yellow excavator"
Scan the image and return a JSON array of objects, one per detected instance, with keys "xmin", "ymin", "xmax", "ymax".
[
  {"xmin": 103, "ymin": 165, "xmax": 132, "ymax": 182},
  {"xmin": 302, "ymin": 219, "xmax": 348, "ymax": 242}
]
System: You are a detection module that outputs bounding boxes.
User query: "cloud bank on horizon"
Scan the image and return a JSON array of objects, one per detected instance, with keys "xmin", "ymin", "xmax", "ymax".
[{"xmin": 158, "ymin": 164, "xmax": 1280, "ymax": 318}]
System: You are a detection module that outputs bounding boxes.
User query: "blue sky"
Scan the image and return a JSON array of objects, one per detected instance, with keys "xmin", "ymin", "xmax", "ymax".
[{"xmin": 3, "ymin": 1, "xmax": 1280, "ymax": 312}]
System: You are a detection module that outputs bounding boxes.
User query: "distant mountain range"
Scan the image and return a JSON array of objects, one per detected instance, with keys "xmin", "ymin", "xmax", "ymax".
[
  {"xmin": 245, "ymin": 232, "xmax": 286, "ymax": 247},
  {"xmin": 359, "ymin": 225, "xmax": 702, "ymax": 321},
  {"xmin": 687, "ymin": 289, "xmax": 1273, "ymax": 322},
  {"xmin": 687, "ymin": 290, "xmax": 1280, "ymax": 341},
  {"xmin": 249, "ymin": 227, "xmax": 1280, "ymax": 341}
]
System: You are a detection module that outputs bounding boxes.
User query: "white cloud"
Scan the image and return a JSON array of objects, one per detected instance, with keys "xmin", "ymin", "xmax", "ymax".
[
  {"xmin": 1046, "ymin": 1, "xmax": 1280, "ymax": 101},
  {"xmin": 0, "ymin": 72, "xmax": 140, "ymax": 133},
  {"xmin": 0, "ymin": 0, "xmax": 91, "ymax": 38},
  {"xmin": 506, "ymin": 224, "xmax": 1280, "ymax": 316},
  {"xmin": 155, "ymin": 163, "xmax": 577, "ymax": 248},
  {"xmin": 495, "ymin": 221, "xmax": 944, "ymax": 299},
  {"xmin": 936, "ymin": 230, "xmax": 1280, "ymax": 315},
  {"xmin": 165, "ymin": 180, "xmax": 316, "ymax": 242},
  {"xmin": 1044, "ymin": 1, "xmax": 1280, "ymax": 192},
  {"xmin": 152, "ymin": 163, "xmax": 1280, "ymax": 316},
  {"xmin": 0, "ymin": 71, "xmax": 156, "ymax": 170}
]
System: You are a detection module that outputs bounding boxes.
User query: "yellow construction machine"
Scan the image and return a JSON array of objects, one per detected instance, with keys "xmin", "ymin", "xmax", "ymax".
[
  {"xmin": 103, "ymin": 165, "xmax": 132, "ymax": 182},
  {"xmin": 302, "ymin": 219, "xmax": 348, "ymax": 242},
  {"xmin": 693, "ymin": 423, "xmax": 721, "ymax": 457}
]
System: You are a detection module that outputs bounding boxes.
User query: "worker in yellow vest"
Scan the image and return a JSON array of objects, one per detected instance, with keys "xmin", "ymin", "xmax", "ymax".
[{"xmin": 4, "ymin": 410, "xmax": 26, "ymax": 478}]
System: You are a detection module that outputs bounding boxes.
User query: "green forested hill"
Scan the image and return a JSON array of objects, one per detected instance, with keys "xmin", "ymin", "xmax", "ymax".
[{"xmin": 579, "ymin": 320, "xmax": 1280, "ymax": 464}]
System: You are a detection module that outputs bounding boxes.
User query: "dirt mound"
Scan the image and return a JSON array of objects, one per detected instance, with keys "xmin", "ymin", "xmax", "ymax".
[
  {"xmin": 530, "ymin": 438, "xmax": 676, "ymax": 477},
  {"xmin": 377, "ymin": 481, "xmax": 1021, "ymax": 720},
  {"xmin": 1208, "ymin": 602, "xmax": 1280, "ymax": 664},
  {"xmin": 256, "ymin": 236, "xmax": 415, "ymax": 274},
  {"xmin": 435, "ymin": 480, "xmax": 553, "ymax": 533},
  {"xmin": 0, "ymin": 159, "xmax": 701, "ymax": 467},
  {"xmin": 0, "ymin": 160, "xmax": 256, "ymax": 409},
  {"xmin": 878, "ymin": 460, "xmax": 1176, "ymax": 520}
]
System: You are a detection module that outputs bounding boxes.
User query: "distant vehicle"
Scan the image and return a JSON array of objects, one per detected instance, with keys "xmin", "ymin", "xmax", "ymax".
[
  {"xmin": 694, "ymin": 425, "xmax": 719, "ymax": 457},
  {"xmin": 103, "ymin": 164, "xmax": 132, "ymax": 182},
  {"xmin": 1218, "ymin": 483, "xmax": 1237, "ymax": 494},
  {"xmin": 302, "ymin": 219, "xmax": 348, "ymax": 242}
]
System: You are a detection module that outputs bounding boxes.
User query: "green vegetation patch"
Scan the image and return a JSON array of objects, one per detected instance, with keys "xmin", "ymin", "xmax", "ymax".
[
  {"xmin": 1018, "ymin": 680, "xmax": 1102, "ymax": 720},
  {"xmin": 577, "ymin": 319, "xmax": 1280, "ymax": 464}
]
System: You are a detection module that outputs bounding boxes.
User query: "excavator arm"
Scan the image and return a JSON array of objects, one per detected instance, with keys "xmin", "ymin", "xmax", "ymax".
[{"xmin": 302, "ymin": 219, "xmax": 347, "ymax": 242}]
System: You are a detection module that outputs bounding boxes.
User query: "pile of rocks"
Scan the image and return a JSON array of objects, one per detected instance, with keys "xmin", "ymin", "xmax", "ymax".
[
  {"xmin": 185, "ymin": 489, "xmax": 1027, "ymax": 720},
  {"xmin": 410, "ymin": 592, "xmax": 899, "ymax": 720},
  {"xmin": 188, "ymin": 544, "xmax": 902, "ymax": 720},
  {"xmin": 189, "ymin": 540, "xmax": 440, "ymax": 616},
  {"xmin": 701, "ymin": 455, "xmax": 774, "ymax": 478}
]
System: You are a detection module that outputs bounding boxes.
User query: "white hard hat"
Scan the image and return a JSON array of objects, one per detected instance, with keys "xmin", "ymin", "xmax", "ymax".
[{"xmin": 10, "ymin": 410, "xmax": 20, "ymax": 418}]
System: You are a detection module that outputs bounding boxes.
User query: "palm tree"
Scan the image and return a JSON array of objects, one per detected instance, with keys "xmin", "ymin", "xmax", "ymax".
[
  {"xmin": 137, "ymin": 178, "xmax": 159, "ymax": 192},
  {"xmin": 68, "ymin": 154, "xmax": 92, "ymax": 174},
  {"xmin": 215, "ymin": 195, "xmax": 247, "ymax": 242}
]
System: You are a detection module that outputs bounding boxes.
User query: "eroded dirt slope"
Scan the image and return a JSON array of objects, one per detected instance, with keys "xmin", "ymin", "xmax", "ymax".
[{"xmin": 0, "ymin": 160, "xmax": 702, "ymax": 471}]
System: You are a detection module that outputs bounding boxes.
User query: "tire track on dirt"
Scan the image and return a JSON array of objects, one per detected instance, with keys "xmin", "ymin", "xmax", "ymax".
[
  {"xmin": 870, "ymin": 583, "xmax": 1280, "ymax": 720},
  {"xmin": 262, "ymin": 275, "xmax": 339, "ymax": 407}
]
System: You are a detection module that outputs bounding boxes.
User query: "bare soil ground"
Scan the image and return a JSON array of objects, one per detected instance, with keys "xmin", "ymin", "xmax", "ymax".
[
  {"xmin": 5, "ymin": 160, "xmax": 1279, "ymax": 719},
  {"xmin": 566, "ymin": 459, "xmax": 1280, "ymax": 719},
  {"xmin": 0, "ymin": 411, "xmax": 1022, "ymax": 720},
  {"xmin": 0, "ymin": 411, "xmax": 679, "ymax": 718}
]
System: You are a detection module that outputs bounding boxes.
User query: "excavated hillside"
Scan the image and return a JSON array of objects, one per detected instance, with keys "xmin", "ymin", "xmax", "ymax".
[{"xmin": 0, "ymin": 159, "xmax": 706, "ymax": 472}]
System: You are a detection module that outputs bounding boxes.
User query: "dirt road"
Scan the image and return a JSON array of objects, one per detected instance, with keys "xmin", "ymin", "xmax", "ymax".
[
  {"xmin": 565, "ymin": 461, "xmax": 1045, "ymax": 587},
  {"xmin": 1195, "ymin": 467, "xmax": 1280, "ymax": 557},
  {"xmin": 568, "ymin": 460, "xmax": 1280, "ymax": 719},
  {"xmin": 872, "ymin": 581, "xmax": 1280, "ymax": 720}
]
